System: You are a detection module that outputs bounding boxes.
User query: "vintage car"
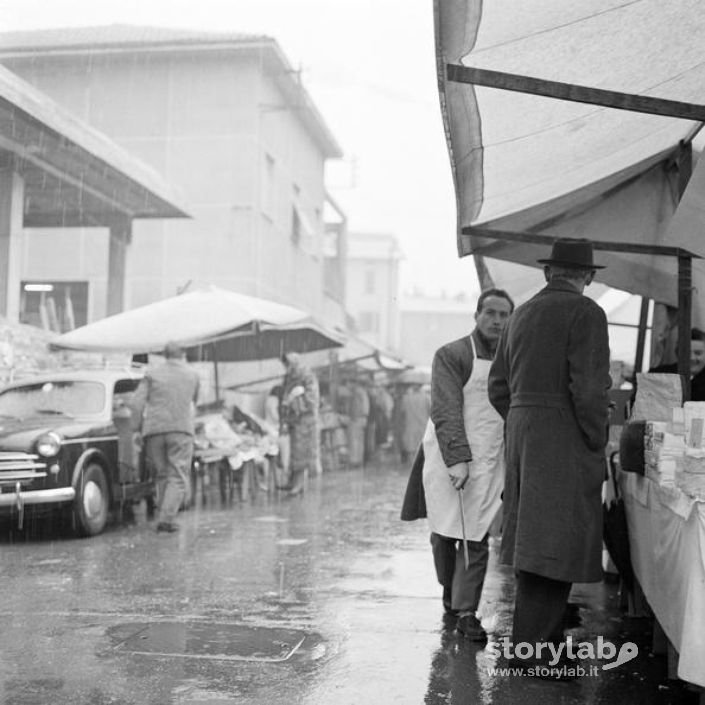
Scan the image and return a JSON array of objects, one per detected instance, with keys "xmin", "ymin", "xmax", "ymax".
[{"xmin": 0, "ymin": 368, "xmax": 153, "ymax": 536}]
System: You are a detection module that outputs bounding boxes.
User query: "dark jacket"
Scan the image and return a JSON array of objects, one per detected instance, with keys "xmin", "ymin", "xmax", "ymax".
[
  {"xmin": 430, "ymin": 330, "xmax": 494, "ymax": 466},
  {"xmin": 131, "ymin": 359, "xmax": 200, "ymax": 437},
  {"xmin": 488, "ymin": 279, "xmax": 611, "ymax": 582}
]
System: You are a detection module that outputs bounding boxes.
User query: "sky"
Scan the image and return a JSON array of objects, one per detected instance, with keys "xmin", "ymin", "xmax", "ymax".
[{"xmin": 0, "ymin": 0, "xmax": 480, "ymax": 299}]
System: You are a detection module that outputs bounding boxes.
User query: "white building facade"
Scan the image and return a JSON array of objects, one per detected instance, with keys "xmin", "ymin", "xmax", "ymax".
[
  {"xmin": 345, "ymin": 232, "xmax": 402, "ymax": 353},
  {"xmin": 0, "ymin": 26, "xmax": 345, "ymax": 330}
]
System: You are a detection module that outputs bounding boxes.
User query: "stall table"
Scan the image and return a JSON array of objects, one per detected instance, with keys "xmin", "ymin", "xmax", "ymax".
[{"xmin": 620, "ymin": 471, "xmax": 705, "ymax": 691}]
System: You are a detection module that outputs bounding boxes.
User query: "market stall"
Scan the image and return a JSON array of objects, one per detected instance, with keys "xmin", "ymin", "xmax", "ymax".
[
  {"xmin": 434, "ymin": 1, "xmax": 705, "ymax": 694},
  {"xmin": 621, "ymin": 472, "xmax": 705, "ymax": 688},
  {"xmin": 434, "ymin": 0, "xmax": 705, "ymax": 370},
  {"xmin": 618, "ymin": 379, "xmax": 705, "ymax": 689},
  {"xmin": 192, "ymin": 405, "xmax": 278, "ymax": 504},
  {"xmin": 50, "ymin": 285, "xmax": 344, "ymax": 503}
]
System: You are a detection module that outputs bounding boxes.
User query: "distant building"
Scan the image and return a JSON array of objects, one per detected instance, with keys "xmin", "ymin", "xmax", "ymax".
[
  {"xmin": 399, "ymin": 294, "xmax": 475, "ymax": 367},
  {"xmin": 345, "ymin": 232, "xmax": 402, "ymax": 352},
  {"xmin": 0, "ymin": 25, "xmax": 345, "ymax": 328}
]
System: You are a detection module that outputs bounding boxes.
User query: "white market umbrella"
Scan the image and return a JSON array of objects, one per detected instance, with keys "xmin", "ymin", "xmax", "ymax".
[{"xmin": 51, "ymin": 286, "xmax": 342, "ymax": 357}]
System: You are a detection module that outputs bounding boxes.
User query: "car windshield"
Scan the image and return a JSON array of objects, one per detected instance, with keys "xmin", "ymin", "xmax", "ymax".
[{"xmin": 0, "ymin": 381, "xmax": 106, "ymax": 418}]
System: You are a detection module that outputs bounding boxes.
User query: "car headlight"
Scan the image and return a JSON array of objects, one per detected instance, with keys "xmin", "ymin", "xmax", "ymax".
[{"xmin": 36, "ymin": 432, "xmax": 63, "ymax": 457}]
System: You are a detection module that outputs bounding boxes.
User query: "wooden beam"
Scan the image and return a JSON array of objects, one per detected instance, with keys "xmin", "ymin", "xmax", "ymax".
[
  {"xmin": 464, "ymin": 226, "xmax": 699, "ymax": 259},
  {"xmin": 447, "ymin": 65, "xmax": 705, "ymax": 122}
]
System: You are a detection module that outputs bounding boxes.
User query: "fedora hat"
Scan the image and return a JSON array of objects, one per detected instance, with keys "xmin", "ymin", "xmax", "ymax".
[{"xmin": 537, "ymin": 238, "xmax": 605, "ymax": 269}]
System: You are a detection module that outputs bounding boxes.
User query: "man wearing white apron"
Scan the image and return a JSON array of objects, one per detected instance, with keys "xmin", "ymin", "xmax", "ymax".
[{"xmin": 422, "ymin": 289, "xmax": 514, "ymax": 640}]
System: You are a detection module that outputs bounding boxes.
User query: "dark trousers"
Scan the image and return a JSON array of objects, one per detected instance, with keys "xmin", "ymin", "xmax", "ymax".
[
  {"xmin": 431, "ymin": 532, "xmax": 489, "ymax": 613},
  {"xmin": 512, "ymin": 570, "xmax": 572, "ymax": 646}
]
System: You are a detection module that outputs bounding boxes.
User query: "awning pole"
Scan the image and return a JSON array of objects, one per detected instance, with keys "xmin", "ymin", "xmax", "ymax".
[
  {"xmin": 634, "ymin": 298, "xmax": 650, "ymax": 374},
  {"xmin": 212, "ymin": 341, "xmax": 220, "ymax": 403},
  {"xmin": 676, "ymin": 143, "xmax": 693, "ymax": 397},
  {"xmin": 677, "ymin": 254, "xmax": 692, "ymax": 399},
  {"xmin": 329, "ymin": 350, "xmax": 339, "ymax": 408}
]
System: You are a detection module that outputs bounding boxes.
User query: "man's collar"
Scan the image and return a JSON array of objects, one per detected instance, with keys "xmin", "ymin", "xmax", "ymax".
[
  {"xmin": 472, "ymin": 328, "xmax": 498, "ymax": 356},
  {"xmin": 545, "ymin": 278, "xmax": 583, "ymax": 294}
]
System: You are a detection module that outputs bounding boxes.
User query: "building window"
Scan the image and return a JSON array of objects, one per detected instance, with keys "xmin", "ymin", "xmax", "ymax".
[
  {"xmin": 364, "ymin": 268, "xmax": 376, "ymax": 295},
  {"xmin": 291, "ymin": 205, "xmax": 301, "ymax": 247},
  {"xmin": 262, "ymin": 153, "xmax": 275, "ymax": 216},
  {"xmin": 357, "ymin": 311, "xmax": 380, "ymax": 333},
  {"xmin": 291, "ymin": 184, "xmax": 303, "ymax": 247},
  {"xmin": 20, "ymin": 281, "xmax": 88, "ymax": 333}
]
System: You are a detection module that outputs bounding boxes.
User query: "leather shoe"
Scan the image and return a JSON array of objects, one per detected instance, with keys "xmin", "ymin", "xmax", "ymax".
[
  {"xmin": 456, "ymin": 614, "xmax": 487, "ymax": 641},
  {"xmin": 563, "ymin": 603, "xmax": 582, "ymax": 629},
  {"xmin": 156, "ymin": 522, "xmax": 179, "ymax": 533}
]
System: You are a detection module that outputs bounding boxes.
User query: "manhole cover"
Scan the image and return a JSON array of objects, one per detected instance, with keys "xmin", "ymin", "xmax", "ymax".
[{"xmin": 107, "ymin": 622, "xmax": 307, "ymax": 662}]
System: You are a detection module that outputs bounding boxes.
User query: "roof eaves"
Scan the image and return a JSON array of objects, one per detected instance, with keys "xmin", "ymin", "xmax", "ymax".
[
  {"xmin": 0, "ymin": 63, "xmax": 189, "ymax": 219},
  {"xmin": 0, "ymin": 29, "xmax": 343, "ymax": 161},
  {"xmin": 261, "ymin": 41, "xmax": 343, "ymax": 159},
  {"xmin": 0, "ymin": 37, "xmax": 274, "ymax": 60}
]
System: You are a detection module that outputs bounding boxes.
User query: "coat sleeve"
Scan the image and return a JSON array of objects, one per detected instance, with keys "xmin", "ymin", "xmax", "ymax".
[
  {"xmin": 431, "ymin": 342, "xmax": 473, "ymax": 466},
  {"xmin": 568, "ymin": 302, "xmax": 612, "ymax": 451},
  {"xmin": 488, "ymin": 331, "xmax": 511, "ymax": 420},
  {"xmin": 400, "ymin": 444, "xmax": 427, "ymax": 520}
]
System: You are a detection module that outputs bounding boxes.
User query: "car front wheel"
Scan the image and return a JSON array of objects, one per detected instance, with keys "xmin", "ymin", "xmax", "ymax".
[{"xmin": 73, "ymin": 462, "xmax": 110, "ymax": 537}]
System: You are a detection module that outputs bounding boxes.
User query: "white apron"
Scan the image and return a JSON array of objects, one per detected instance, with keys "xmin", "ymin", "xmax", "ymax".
[{"xmin": 422, "ymin": 337, "xmax": 505, "ymax": 540}]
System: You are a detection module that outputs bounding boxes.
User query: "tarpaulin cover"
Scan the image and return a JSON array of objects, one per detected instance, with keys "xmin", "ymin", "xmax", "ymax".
[{"xmin": 435, "ymin": 0, "xmax": 705, "ymax": 324}]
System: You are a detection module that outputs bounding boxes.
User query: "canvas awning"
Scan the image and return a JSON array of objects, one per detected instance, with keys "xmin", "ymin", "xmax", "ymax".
[
  {"xmin": 435, "ymin": 0, "xmax": 705, "ymax": 331},
  {"xmin": 50, "ymin": 286, "xmax": 343, "ymax": 358},
  {"xmin": 332, "ymin": 336, "xmax": 408, "ymax": 373},
  {"xmin": 0, "ymin": 63, "xmax": 187, "ymax": 226}
]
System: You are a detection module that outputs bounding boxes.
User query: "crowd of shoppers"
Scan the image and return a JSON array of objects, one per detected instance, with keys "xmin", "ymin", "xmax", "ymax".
[{"xmin": 125, "ymin": 340, "xmax": 432, "ymax": 525}]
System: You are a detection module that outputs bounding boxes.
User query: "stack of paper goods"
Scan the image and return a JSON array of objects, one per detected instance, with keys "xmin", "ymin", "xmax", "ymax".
[
  {"xmin": 644, "ymin": 420, "xmax": 684, "ymax": 486},
  {"xmin": 682, "ymin": 447, "xmax": 705, "ymax": 499},
  {"xmin": 684, "ymin": 402, "xmax": 705, "ymax": 448}
]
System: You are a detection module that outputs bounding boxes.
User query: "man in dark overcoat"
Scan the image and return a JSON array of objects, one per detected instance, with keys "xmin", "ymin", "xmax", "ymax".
[{"xmin": 488, "ymin": 239, "xmax": 612, "ymax": 659}]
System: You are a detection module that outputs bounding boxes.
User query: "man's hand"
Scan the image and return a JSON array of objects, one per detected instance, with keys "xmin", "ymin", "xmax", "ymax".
[{"xmin": 448, "ymin": 462, "xmax": 469, "ymax": 491}]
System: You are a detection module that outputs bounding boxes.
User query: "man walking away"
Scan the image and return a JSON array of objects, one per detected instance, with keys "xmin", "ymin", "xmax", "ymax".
[
  {"xmin": 488, "ymin": 239, "xmax": 611, "ymax": 677},
  {"xmin": 132, "ymin": 341, "xmax": 200, "ymax": 533}
]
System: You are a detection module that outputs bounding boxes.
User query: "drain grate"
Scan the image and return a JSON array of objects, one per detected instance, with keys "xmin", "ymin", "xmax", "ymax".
[{"xmin": 107, "ymin": 622, "xmax": 307, "ymax": 662}]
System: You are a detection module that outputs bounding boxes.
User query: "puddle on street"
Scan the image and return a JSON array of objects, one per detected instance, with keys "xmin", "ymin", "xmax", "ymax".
[{"xmin": 107, "ymin": 621, "xmax": 321, "ymax": 663}]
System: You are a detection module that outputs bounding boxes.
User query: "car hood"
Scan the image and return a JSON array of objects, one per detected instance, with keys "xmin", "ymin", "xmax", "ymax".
[{"xmin": 0, "ymin": 416, "xmax": 105, "ymax": 453}]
